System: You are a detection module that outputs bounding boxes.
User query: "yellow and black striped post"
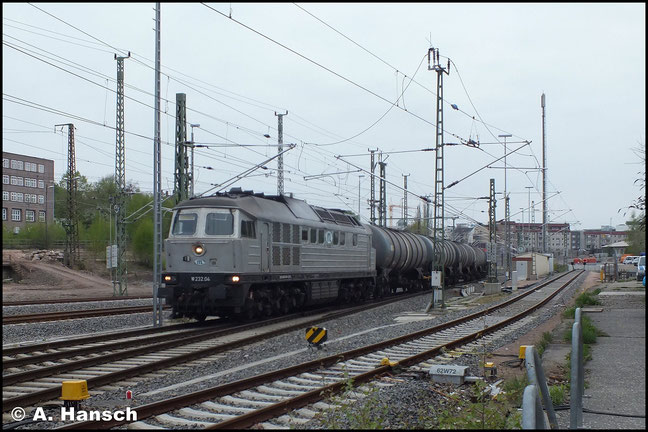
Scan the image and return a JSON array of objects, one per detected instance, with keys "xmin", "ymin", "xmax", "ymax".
[{"xmin": 305, "ymin": 326, "xmax": 327, "ymax": 347}]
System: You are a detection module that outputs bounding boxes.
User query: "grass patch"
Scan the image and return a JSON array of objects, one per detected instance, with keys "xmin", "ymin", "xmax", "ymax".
[
  {"xmin": 434, "ymin": 379, "xmax": 522, "ymax": 429},
  {"xmin": 536, "ymin": 331, "xmax": 554, "ymax": 356},
  {"xmin": 563, "ymin": 313, "xmax": 605, "ymax": 344},
  {"xmin": 549, "ymin": 383, "xmax": 568, "ymax": 406}
]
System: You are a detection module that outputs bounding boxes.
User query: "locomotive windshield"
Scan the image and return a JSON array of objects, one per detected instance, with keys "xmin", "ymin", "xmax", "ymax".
[
  {"xmin": 169, "ymin": 208, "xmax": 239, "ymax": 237},
  {"xmin": 205, "ymin": 210, "xmax": 234, "ymax": 235},
  {"xmin": 171, "ymin": 210, "xmax": 197, "ymax": 235}
]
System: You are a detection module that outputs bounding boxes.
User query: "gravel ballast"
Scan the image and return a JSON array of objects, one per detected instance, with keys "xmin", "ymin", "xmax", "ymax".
[{"xmin": 4, "ymin": 272, "xmax": 589, "ymax": 429}]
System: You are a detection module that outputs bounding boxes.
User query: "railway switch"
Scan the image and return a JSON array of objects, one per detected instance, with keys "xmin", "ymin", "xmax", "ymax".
[{"xmin": 60, "ymin": 380, "xmax": 90, "ymax": 409}]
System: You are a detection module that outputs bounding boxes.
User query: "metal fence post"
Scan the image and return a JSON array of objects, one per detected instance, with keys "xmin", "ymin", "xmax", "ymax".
[
  {"xmin": 522, "ymin": 384, "xmax": 547, "ymax": 429},
  {"xmin": 524, "ymin": 345, "xmax": 557, "ymax": 429},
  {"xmin": 570, "ymin": 307, "xmax": 583, "ymax": 429}
]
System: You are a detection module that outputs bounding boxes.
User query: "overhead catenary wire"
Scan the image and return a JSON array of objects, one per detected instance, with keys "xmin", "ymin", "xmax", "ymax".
[{"xmin": 8, "ymin": 4, "xmax": 578, "ymax": 228}]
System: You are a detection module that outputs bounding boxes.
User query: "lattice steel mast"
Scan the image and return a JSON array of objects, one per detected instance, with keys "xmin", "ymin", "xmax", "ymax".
[
  {"xmin": 57, "ymin": 123, "xmax": 79, "ymax": 268},
  {"xmin": 114, "ymin": 52, "xmax": 130, "ymax": 296},
  {"xmin": 428, "ymin": 47, "xmax": 450, "ymax": 310},
  {"xmin": 174, "ymin": 93, "xmax": 189, "ymax": 204},
  {"xmin": 488, "ymin": 178, "xmax": 498, "ymax": 282},
  {"xmin": 275, "ymin": 111, "xmax": 288, "ymax": 195},
  {"xmin": 369, "ymin": 149, "xmax": 377, "ymax": 225},
  {"xmin": 152, "ymin": 2, "xmax": 163, "ymax": 327}
]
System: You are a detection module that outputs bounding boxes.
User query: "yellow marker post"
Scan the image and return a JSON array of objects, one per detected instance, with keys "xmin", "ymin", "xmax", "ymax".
[
  {"xmin": 60, "ymin": 380, "xmax": 90, "ymax": 409},
  {"xmin": 305, "ymin": 326, "xmax": 327, "ymax": 348}
]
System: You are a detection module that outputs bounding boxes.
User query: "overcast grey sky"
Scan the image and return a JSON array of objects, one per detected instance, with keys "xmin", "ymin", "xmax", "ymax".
[{"xmin": 3, "ymin": 3, "xmax": 645, "ymax": 230}]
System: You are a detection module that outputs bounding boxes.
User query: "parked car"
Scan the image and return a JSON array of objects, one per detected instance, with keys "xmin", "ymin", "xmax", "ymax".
[
  {"xmin": 631, "ymin": 256, "xmax": 641, "ymax": 266},
  {"xmin": 619, "ymin": 253, "xmax": 632, "ymax": 263},
  {"xmin": 637, "ymin": 256, "xmax": 646, "ymax": 281},
  {"xmin": 623, "ymin": 256, "xmax": 638, "ymax": 265}
]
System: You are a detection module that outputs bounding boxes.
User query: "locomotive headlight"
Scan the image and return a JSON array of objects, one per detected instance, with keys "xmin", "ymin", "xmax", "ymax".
[
  {"xmin": 231, "ymin": 275, "xmax": 240, "ymax": 283},
  {"xmin": 193, "ymin": 244, "xmax": 205, "ymax": 256},
  {"xmin": 164, "ymin": 275, "xmax": 172, "ymax": 282}
]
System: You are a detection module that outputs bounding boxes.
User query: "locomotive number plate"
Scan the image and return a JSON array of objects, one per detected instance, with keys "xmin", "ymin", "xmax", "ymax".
[{"xmin": 191, "ymin": 276, "xmax": 211, "ymax": 282}]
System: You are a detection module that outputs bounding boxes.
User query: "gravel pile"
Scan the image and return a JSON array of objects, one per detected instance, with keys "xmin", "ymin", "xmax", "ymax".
[{"xmin": 7, "ymin": 273, "xmax": 587, "ymax": 429}]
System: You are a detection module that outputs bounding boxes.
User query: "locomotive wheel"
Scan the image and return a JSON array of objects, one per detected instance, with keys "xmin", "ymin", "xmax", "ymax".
[
  {"xmin": 239, "ymin": 298, "xmax": 257, "ymax": 321},
  {"xmin": 279, "ymin": 295, "xmax": 291, "ymax": 315},
  {"xmin": 194, "ymin": 313, "xmax": 206, "ymax": 322}
]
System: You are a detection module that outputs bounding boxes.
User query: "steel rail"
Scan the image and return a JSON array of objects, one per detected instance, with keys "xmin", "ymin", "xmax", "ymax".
[
  {"xmin": 2, "ymin": 306, "xmax": 169, "ymax": 325},
  {"xmin": 211, "ymin": 270, "xmax": 584, "ymax": 429},
  {"xmin": 1, "ymin": 288, "xmax": 435, "ymax": 411},
  {"xmin": 2, "ymin": 320, "xmax": 210, "ymax": 357},
  {"xmin": 56, "ymin": 270, "xmax": 582, "ymax": 430},
  {"xmin": 2, "ymin": 323, "xmax": 231, "ymax": 370},
  {"xmin": 2, "ymin": 296, "xmax": 152, "ymax": 307}
]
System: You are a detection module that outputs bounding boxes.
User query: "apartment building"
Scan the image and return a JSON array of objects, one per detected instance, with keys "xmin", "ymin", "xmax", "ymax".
[{"xmin": 2, "ymin": 151, "xmax": 55, "ymax": 232}]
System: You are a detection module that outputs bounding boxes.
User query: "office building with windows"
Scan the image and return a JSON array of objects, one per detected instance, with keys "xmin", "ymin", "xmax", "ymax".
[{"xmin": 2, "ymin": 151, "xmax": 55, "ymax": 233}]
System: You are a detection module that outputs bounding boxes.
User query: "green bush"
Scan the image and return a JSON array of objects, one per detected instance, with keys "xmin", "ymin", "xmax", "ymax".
[
  {"xmin": 549, "ymin": 383, "xmax": 568, "ymax": 406},
  {"xmin": 131, "ymin": 218, "xmax": 154, "ymax": 267}
]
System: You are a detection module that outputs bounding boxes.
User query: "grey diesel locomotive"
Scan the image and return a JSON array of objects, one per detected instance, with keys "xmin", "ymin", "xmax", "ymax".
[{"xmin": 159, "ymin": 188, "xmax": 486, "ymax": 321}]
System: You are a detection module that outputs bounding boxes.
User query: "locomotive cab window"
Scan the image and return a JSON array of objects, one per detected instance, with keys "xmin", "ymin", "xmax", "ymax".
[
  {"xmin": 172, "ymin": 211, "xmax": 198, "ymax": 235},
  {"xmin": 352, "ymin": 233, "xmax": 358, "ymax": 246},
  {"xmin": 205, "ymin": 210, "xmax": 234, "ymax": 236},
  {"xmin": 241, "ymin": 220, "xmax": 256, "ymax": 238},
  {"xmin": 333, "ymin": 231, "xmax": 339, "ymax": 245},
  {"xmin": 340, "ymin": 232, "xmax": 346, "ymax": 246},
  {"xmin": 301, "ymin": 228, "xmax": 309, "ymax": 243}
]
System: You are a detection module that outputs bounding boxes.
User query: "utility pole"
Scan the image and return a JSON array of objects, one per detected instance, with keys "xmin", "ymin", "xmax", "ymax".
[
  {"xmin": 488, "ymin": 178, "xmax": 497, "ymax": 283},
  {"xmin": 498, "ymin": 133, "xmax": 512, "ymax": 279},
  {"xmin": 189, "ymin": 123, "xmax": 200, "ymax": 197},
  {"xmin": 174, "ymin": 93, "xmax": 189, "ymax": 204},
  {"xmin": 525, "ymin": 186, "xmax": 533, "ymax": 253},
  {"xmin": 426, "ymin": 46, "xmax": 450, "ymax": 312},
  {"xmin": 369, "ymin": 149, "xmax": 377, "ymax": 225},
  {"xmin": 541, "ymin": 93, "xmax": 548, "ymax": 253},
  {"xmin": 505, "ymin": 195, "xmax": 511, "ymax": 279},
  {"xmin": 275, "ymin": 111, "xmax": 288, "ymax": 195},
  {"xmin": 357, "ymin": 175, "xmax": 364, "ymax": 217},
  {"xmin": 424, "ymin": 195, "xmax": 431, "ymax": 235},
  {"xmin": 152, "ymin": 2, "xmax": 163, "ymax": 327},
  {"xmin": 378, "ymin": 157, "xmax": 387, "ymax": 227},
  {"xmin": 403, "ymin": 174, "xmax": 409, "ymax": 228},
  {"xmin": 531, "ymin": 200, "xmax": 536, "ymax": 252},
  {"xmin": 56, "ymin": 123, "xmax": 79, "ymax": 268},
  {"xmin": 114, "ymin": 52, "xmax": 130, "ymax": 296}
]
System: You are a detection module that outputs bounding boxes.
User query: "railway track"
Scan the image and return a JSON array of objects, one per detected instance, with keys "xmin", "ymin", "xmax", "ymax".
[
  {"xmin": 2, "ymin": 296, "xmax": 152, "ymax": 307},
  {"xmin": 48, "ymin": 270, "xmax": 583, "ymax": 429},
  {"xmin": 2, "ymin": 305, "xmax": 169, "ymax": 325},
  {"xmin": 1, "ymin": 289, "xmax": 437, "ymax": 413}
]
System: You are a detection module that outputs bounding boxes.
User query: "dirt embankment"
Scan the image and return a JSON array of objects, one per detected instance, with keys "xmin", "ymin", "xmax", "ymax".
[{"xmin": 2, "ymin": 249, "xmax": 154, "ymax": 302}]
